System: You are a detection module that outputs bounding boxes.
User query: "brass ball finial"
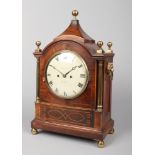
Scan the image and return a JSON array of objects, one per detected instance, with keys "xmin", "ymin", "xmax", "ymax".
[
  {"xmin": 35, "ymin": 41, "xmax": 42, "ymax": 52},
  {"xmin": 106, "ymin": 42, "xmax": 113, "ymax": 53},
  {"xmin": 107, "ymin": 42, "xmax": 112, "ymax": 49},
  {"xmin": 96, "ymin": 41, "xmax": 104, "ymax": 54},
  {"xmin": 36, "ymin": 41, "xmax": 41, "ymax": 47},
  {"xmin": 97, "ymin": 41, "xmax": 103, "ymax": 49},
  {"xmin": 72, "ymin": 10, "xmax": 79, "ymax": 18}
]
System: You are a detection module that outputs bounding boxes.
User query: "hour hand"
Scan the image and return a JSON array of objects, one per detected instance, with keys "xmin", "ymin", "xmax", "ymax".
[
  {"xmin": 49, "ymin": 65, "xmax": 65, "ymax": 76},
  {"xmin": 65, "ymin": 66, "xmax": 77, "ymax": 77}
]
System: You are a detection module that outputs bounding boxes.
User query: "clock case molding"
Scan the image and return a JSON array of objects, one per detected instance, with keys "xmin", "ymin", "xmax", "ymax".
[{"xmin": 31, "ymin": 11, "xmax": 115, "ymax": 147}]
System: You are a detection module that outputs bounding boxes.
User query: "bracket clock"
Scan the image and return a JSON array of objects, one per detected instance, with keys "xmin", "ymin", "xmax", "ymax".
[{"xmin": 31, "ymin": 10, "xmax": 115, "ymax": 148}]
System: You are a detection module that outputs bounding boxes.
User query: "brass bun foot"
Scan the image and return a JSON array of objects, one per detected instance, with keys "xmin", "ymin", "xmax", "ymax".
[
  {"xmin": 31, "ymin": 128, "xmax": 38, "ymax": 135},
  {"xmin": 109, "ymin": 128, "xmax": 114, "ymax": 134},
  {"xmin": 97, "ymin": 140, "xmax": 104, "ymax": 148}
]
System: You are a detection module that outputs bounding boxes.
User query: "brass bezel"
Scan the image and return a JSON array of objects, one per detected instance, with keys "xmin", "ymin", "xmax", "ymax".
[{"xmin": 45, "ymin": 50, "xmax": 89, "ymax": 99}]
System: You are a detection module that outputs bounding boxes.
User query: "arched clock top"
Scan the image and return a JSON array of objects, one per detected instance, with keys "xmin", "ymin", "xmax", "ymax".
[
  {"xmin": 38, "ymin": 10, "xmax": 114, "ymax": 59},
  {"xmin": 56, "ymin": 19, "xmax": 95, "ymax": 44},
  {"xmin": 40, "ymin": 10, "xmax": 96, "ymax": 56},
  {"xmin": 55, "ymin": 10, "xmax": 95, "ymax": 44}
]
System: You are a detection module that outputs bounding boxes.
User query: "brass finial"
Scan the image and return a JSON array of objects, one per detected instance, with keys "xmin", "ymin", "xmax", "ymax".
[
  {"xmin": 107, "ymin": 42, "xmax": 113, "ymax": 53},
  {"xmin": 72, "ymin": 10, "xmax": 79, "ymax": 20},
  {"xmin": 35, "ymin": 41, "xmax": 41, "ymax": 52},
  {"xmin": 107, "ymin": 42, "xmax": 112, "ymax": 49},
  {"xmin": 36, "ymin": 41, "xmax": 41, "ymax": 47},
  {"xmin": 97, "ymin": 41, "xmax": 103, "ymax": 49},
  {"xmin": 97, "ymin": 41, "xmax": 104, "ymax": 54}
]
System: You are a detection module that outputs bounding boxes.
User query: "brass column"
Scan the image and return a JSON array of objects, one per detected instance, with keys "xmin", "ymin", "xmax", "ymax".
[
  {"xmin": 97, "ymin": 60, "xmax": 104, "ymax": 112},
  {"xmin": 34, "ymin": 41, "xmax": 42, "ymax": 103},
  {"xmin": 96, "ymin": 41, "xmax": 104, "ymax": 112},
  {"xmin": 36, "ymin": 57, "xmax": 40, "ymax": 103}
]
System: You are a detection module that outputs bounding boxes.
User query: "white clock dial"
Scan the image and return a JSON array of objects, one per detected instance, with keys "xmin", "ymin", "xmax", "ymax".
[{"xmin": 45, "ymin": 50, "xmax": 89, "ymax": 99}]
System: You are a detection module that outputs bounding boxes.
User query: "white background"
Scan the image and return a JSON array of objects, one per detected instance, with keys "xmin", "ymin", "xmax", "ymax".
[
  {"xmin": 0, "ymin": 0, "xmax": 155, "ymax": 155},
  {"xmin": 22, "ymin": 0, "xmax": 131, "ymax": 154}
]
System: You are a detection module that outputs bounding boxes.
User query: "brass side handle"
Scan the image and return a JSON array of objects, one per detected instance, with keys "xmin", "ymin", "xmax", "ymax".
[{"xmin": 107, "ymin": 63, "xmax": 114, "ymax": 80}]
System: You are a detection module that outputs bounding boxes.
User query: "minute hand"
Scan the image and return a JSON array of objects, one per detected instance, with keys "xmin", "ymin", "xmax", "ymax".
[
  {"xmin": 49, "ymin": 65, "xmax": 65, "ymax": 76},
  {"xmin": 65, "ymin": 66, "xmax": 77, "ymax": 77}
]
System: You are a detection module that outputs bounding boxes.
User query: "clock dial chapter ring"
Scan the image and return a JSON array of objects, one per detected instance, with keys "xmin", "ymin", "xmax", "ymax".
[{"xmin": 45, "ymin": 50, "xmax": 89, "ymax": 99}]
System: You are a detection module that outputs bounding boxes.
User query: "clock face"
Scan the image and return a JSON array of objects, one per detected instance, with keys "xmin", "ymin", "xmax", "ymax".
[{"xmin": 45, "ymin": 50, "xmax": 89, "ymax": 99}]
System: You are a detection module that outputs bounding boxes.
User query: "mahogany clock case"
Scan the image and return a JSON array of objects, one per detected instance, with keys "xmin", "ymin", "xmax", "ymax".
[{"xmin": 31, "ymin": 11, "xmax": 115, "ymax": 147}]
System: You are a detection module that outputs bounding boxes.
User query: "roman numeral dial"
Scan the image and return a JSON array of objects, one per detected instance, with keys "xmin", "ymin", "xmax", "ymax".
[
  {"xmin": 46, "ymin": 50, "xmax": 89, "ymax": 99},
  {"xmin": 78, "ymin": 83, "xmax": 83, "ymax": 88},
  {"xmin": 80, "ymin": 74, "xmax": 86, "ymax": 78}
]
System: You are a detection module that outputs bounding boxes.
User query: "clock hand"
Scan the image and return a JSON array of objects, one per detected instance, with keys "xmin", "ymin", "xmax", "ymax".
[
  {"xmin": 49, "ymin": 65, "xmax": 65, "ymax": 77},
  {"xmin": 64, "ymin": 66, "xmax": 77, "ymax": 77}
]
